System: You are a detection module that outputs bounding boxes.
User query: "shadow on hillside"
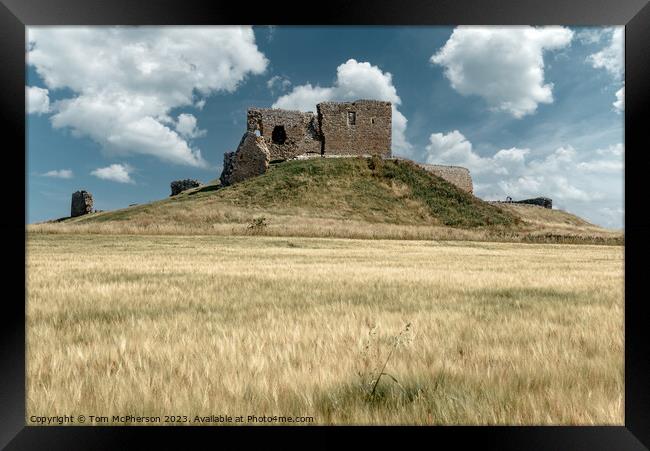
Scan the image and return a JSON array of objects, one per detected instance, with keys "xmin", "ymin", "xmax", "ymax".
[{"xmin": 188, "ymin": 184, "xmax": 222, "ymax": 196}]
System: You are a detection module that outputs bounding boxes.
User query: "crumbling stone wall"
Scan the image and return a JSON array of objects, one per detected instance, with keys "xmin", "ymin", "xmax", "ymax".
[
  {"xmin": 220, "ymin": 132, "xmax": 270, "ymax": 186},
  {"xmin": 220, "ymin": 151, "xmax": 236, "ymax": 186},
  {"xmin": 71, "ymin": 190, "xmax": 93, "ymax": 217},
  {"xmin": 418, "ymin": 163, "xmax": 473, "ymax": 194},
  {"xmin": 170, "ymin": 179, "xmax": 200, "ymax": 196},
  {"xmin": 247, "ymin": 108, "xmax": 321, "ymax": 160},
  {"xmin": 318, "ymin": 100, "xmax": 391, "ymax": 157}
]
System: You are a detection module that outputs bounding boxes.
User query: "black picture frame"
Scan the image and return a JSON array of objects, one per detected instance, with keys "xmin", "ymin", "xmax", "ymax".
[{"xmin": 3, "ymin": 0, "xmax": 648, "ymax": 448}]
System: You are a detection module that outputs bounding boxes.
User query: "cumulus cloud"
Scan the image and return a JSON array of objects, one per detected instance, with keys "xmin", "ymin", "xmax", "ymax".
[
  {"xmin": 267, "ymin": 75, "xmax": 292, "ymax": 93},
  {"xmin": 613, "ymin": 86, "xmax": 624, "ymax": 112},
  {"xmin": 91, "ymin": 163, "xmax": 134, "ymax": 184},
  {"xmin": 27, "ymin": 26, "xmax": 268, "ymax": 167},
  {"xmin": 26, "ymin": 85, "xmax": 50, "ymax": 114},
  {"xmin": 425, "ymin": 130, "xmax": 486, "ymax": 171},
  {"xmin": 425, "ymin": 130, "xmax": 530, "ymax": 177},
  {"xmin": 175, "ymin": 113, "xmax": 206, "ymax": 139},
  {"xmin": 272, "ymin": 59, "xmax": 412, "ymax": 155},
  {"xmin": 425, "ymin": 130, "xmax": 623, "ymax": 226},
  {"xmin": 587, "ymin": 28, "xmax": 624, "ymax": 79},
  {"xmin": 43, "ymin": 169, "xmax": 73, "ymax": 179},
  {"xmin": 430, "ymin": 26, "xmax": 574, "ymax": 118}
]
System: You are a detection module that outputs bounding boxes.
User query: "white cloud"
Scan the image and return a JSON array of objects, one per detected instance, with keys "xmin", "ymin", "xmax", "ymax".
[
  {"xmin": 267, "ymin": 75, "xmax": 292, "ymax": 93},
  {"xmin": 613, "ymin": 86, "xmax": 624, "ymax": 112},
  {"xmin": 91, "ymin": 163, "xmax": 134, "ymax": 184},
  {"xmin": 195, "ymin": 99, "xmax": 206, "ymax": 110},
  {"xmin": 586, "ymin": 28, "xmax": 624, "ymax": 116},
  {"xmin": 26, "ymin": 85, "xmax": 50, "ymax": 114},
  {"xmin": 425, "ymin": 130, "xmax": 529, "ymax": 176},
  {"xmin": 430, "ymin": 26, "xmax": 574, "ymax": 118},
  {"xmin": 425, "ymin": 130, "xmax": 623, "ymax": 226},
  {"xmin": 596, "ymin": 143, "xmax": 624, "ymax": 157},
  {"xmin": 27, "ymin": 26, "xmax": 269, "ymax": 167},
  {"xmin": 575, "ymin": 28, "xmax": 607, "ymax": 45},
  {"xmin": 43, "ymin": 169, "xmax": 73, "ymax": 179},
  {"xmin": 425, "ymin": 130, "xmax": 485, "ymax": 170},
  {"xmin": 587, "ymin": 28, "xmax": 624, "ymax": 79},
  {"xmin": 577, "ymin": 160, "xmax": 623, "ymax": 173},
  {"xmin": 175, "ymin": 113, "xmax": 206, "ymax": 139},
  {"xmin": 272, "ymin": 59, "xmax": 412, "ymax": 155}
]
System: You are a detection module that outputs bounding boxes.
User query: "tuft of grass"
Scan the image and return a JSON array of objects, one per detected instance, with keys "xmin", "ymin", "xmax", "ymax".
[
  {"xmin": 358, "ymin": 322, "xmax": 414, "ymax": 400},
  {"xmin": 247, "ymin": 216, "xmax": 269, "ymax": 234}
]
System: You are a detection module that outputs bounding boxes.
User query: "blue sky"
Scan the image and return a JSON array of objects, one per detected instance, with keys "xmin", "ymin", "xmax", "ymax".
[{"xmin": 26, "ymin": 26, "xmax": 624, "ymax": 228}]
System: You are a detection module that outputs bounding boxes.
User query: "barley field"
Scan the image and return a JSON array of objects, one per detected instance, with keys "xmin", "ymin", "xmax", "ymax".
[{"xmin": 26, "ymin": 233, "xmax": 624, "ymax": 425}]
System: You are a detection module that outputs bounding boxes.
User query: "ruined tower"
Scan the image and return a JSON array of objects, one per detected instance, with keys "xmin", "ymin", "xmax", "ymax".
[
  {"xmin": 317, "ymin": 100, "xmax": 391, "ymax": 157},
  {"xmin": 70, "ymin": 190, "xmax": 93, "ymax": 217}
]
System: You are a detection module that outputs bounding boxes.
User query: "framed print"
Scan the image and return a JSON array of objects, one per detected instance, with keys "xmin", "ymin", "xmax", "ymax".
[{"xmin": 2, "ymin": 0, "xmax": 649, "ymax": 448}]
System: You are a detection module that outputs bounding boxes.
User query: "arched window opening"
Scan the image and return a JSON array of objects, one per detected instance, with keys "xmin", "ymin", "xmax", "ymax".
[{"xmin": 272, "ymin": 125, "xmax": 287, "ymax": 144}]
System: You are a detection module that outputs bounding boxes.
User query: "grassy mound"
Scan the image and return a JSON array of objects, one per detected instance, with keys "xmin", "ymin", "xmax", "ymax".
[
  {"xmin": 69, "ymin": 157, "xmax": 517, "ymax": 228},
  {"xmin": 34, "ymin": 157, "xmax": 620, "ymax": 244}
]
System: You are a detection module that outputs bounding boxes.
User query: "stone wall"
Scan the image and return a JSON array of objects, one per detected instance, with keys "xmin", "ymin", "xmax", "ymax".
[
  {"xmin": 318, "ymin": 100, "xmax": 391, "ymax": 157},
  {"xmin": 170, "ymin": 179, "xmax": 200, "ymax": 196},
  {"xmin": 417, "ymin": 163, "xmax": 473, "ymax": 194},
  {"xmin": 247, "ymin": 108, "xmax": 321, "ymax": 160},
  {"xmin": 71, "ymin": 190, "xmax": 93, "ymax": 217},
  {"xmin": 220, "ymin": 132, "xmax": 270, "ymax": 186}
]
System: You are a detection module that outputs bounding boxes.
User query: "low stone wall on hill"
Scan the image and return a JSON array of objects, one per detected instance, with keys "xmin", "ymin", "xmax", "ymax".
[{"xmin": 417, "ymin": 163, "xmax": 473, "ymax": 194}]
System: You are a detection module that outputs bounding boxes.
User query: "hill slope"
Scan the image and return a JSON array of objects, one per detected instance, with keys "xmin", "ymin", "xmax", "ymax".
[
  {"xmin": 67, "ymin": 157, "xmax": 517, "ymax": 227},
  {"xmin": 37, "ymin": 157, "xmax": 621, "ymax": 244}
]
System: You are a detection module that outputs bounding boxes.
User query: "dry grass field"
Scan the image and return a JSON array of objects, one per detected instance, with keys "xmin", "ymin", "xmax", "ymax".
[{"xmin": 26, "ymin": 233, "xmax": 624, "ymax": 425}]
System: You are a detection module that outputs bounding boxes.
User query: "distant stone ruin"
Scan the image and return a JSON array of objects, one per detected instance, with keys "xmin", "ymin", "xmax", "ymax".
[
  {"xmin": 170, "ymin": 179, "xmax": 201, "ymax": 196},
  {"xmin": 493, "ymin": 196, "xmax": 553, "ymax": 209},
  {"xmin": 246, "ymin": 99, "xmax": 392, "ymax": 161},
  {"xmin": 57, "ymin": 100, "xmax": 558, "ymax": 220},
  {"xmin": 220, "ymin": 100, "xmax": 393, "ymax": 187},
  {"xmin": 220, "ymin": 132, "xmax": 270, "ymax": 187},
  {"xmin": 71, "ymin": 190, "xmax": 93, "ymax": 217},
  {"xmin": 215, "ymin": 100, "xmax": 536, "ymax": 204},
  {"xmin": 513, "ymin": 197, "xmax": 552, "ymax": 209}
]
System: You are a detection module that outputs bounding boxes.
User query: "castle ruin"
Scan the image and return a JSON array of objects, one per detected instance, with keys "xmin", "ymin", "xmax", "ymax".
[
  {"xmin": 221, "ymin": 100, "xmax": 475, "ymax": 194},
  {"xmin": 246, "ymin": 99, "xmax": 392, "ymax": 161}
]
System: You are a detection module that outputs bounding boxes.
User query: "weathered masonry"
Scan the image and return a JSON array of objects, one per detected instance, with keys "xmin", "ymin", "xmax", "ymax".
[
  {"xmin": 71, "ymin": 190, "xmax": 93, "ymax": 217},
  {"xmin": 318, "ymin": 100, "xmax": 391, "ymax": 157},
  {"xmin": 246, "ymin": 100, "xmax": 392, "ymax": 160},
  {"xmin": 247, "ymin": 108, "xmax": 321, "ymax": 160},
  {"xmin": 417, "ymin": 163, "xmax": 473, "ymax": 194}
]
